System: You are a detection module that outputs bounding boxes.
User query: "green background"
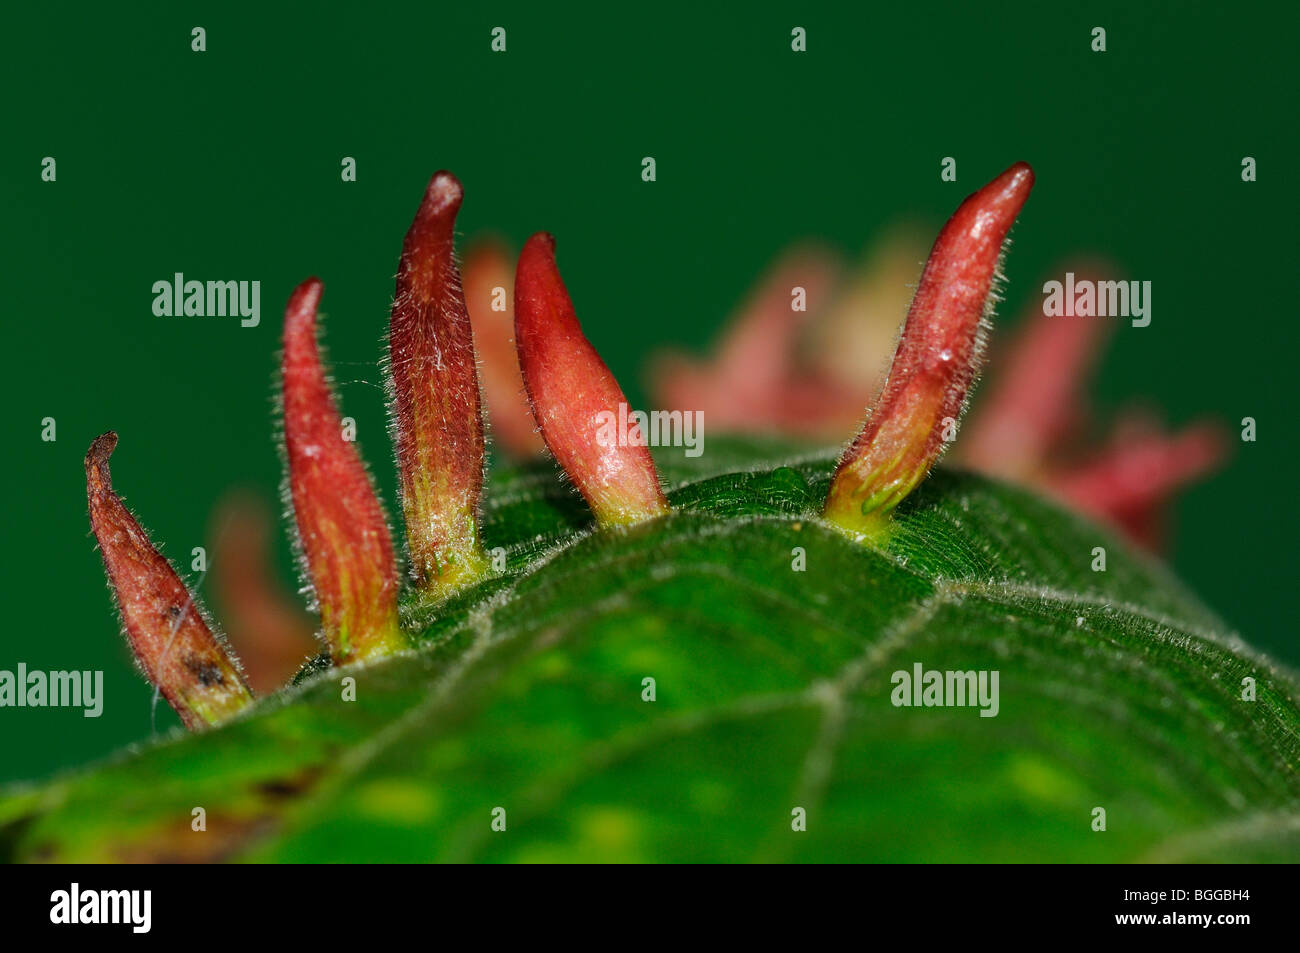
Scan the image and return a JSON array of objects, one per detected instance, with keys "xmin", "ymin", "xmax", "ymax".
[{"xmin": 1, "ymin": 1, "xmax": 1294, "ymax": 782}]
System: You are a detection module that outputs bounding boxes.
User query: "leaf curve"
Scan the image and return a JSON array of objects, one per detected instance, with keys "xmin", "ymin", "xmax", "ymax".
[{"xmin": 3, "ymin": 444, "xmax": 1297, "ymax": 863}]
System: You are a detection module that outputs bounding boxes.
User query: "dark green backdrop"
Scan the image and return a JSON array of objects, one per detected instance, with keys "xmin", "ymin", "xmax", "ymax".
[{"xmin": 2, "ymin": 2, "xmax": 1294, "ymax": 781}]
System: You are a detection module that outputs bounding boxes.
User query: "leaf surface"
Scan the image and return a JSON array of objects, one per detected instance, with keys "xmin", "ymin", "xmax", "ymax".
[{"xmin": 4, "ymin": 444, "xmax": 1297, "ymax": 862}]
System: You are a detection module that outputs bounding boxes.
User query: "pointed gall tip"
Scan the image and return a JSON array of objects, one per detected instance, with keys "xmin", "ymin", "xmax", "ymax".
[
  {"xmin": 949, "ymin": 161, "xmax": 1034, "ymax": 248},
  {"xmin": 517, "ymin": 234, "xmax": 559, "ymax": 290},
  {"xmin": 969, "ymin": 162, "xmax": 1035, "ymax": 223},
  {"xmin": 282, "ymin": 280, "xmax": 405, "ymax": 663},
  {"xmin": 286, "ymin": 277, "xmax": 324, "ymax": 323},
  {"xmin": 994, "ymin": 161, "xmax": 1035, "ymax": 206},
  {"xmin": 516, "ymin": 234, "xmax": 561, "ymax": 303},
  {"xmin": 85, "ymin": 431, "xmax": 118, "ymax": 482},
  {"xmin": 525, "ymin": 231, "xmax": 557, "ymax": 256},
  {"xmin": 389, "ymin": 173, "xmax": 489, "ymax": 595},
  {"xmin": 824, "ymin": 162, "xmax": 1036, "ymax": 539},
  {"xmin": 514, "ymin": 233, "xmax": 670, "ymax": 527},
  {"xmin": 84, "ymin": 434, "xmax": 252, "ymax": 730},
  {"xmin": 418, "ymin": 170, "xmax": 465, "ymax": 219}
]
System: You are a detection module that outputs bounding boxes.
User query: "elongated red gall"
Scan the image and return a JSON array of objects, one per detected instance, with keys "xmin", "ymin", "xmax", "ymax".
[
  {"xmin": 514, "ymin": 233, "xmax": 670, "ymax": 526},
  {"xmin": 85, "ymin": 433, "xmax": 252, "ymax": 729},
  {"xmin": 282, "ymin": 278, "xmax": 404, "ymax": 663},
  {"xmin": 388, "ymin": 171, "xmax": 490, "ymax": 593},
  {"xmin": 824, "ymin": 161, "xmax": 1035, "ymax": 537}
]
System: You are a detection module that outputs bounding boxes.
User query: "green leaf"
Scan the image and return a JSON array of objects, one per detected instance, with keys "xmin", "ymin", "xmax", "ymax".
[{"xmin": 3, "ymin": 444, "xmax": 1298, "ymax": 862}]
